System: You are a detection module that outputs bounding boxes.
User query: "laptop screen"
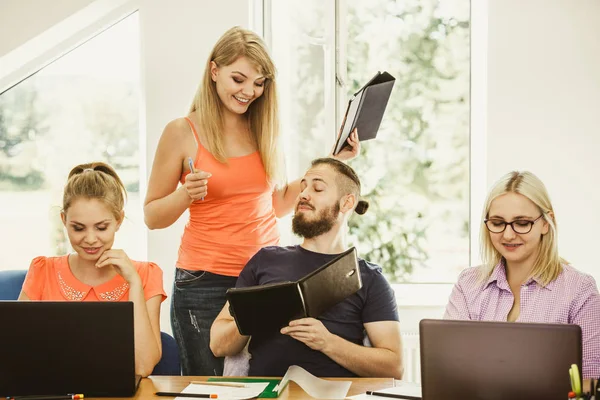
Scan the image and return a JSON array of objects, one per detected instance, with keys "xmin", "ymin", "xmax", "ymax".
[
  {"xmin": 0, "ymin": 301, "xmax": 137, "ymax": 397},
  {"xmin": 419, "ymin": 319, "xmax": 582, "ymax": 400}
]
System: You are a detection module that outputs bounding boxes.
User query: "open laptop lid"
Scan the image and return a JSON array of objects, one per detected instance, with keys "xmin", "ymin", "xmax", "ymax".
[
  {"xmin": 0, "ymin": 301, "xmax": 138, "ymax": 397},
  {"xmin": 419, "ymin": 319, "xmax": 582, "ymax": 400}
]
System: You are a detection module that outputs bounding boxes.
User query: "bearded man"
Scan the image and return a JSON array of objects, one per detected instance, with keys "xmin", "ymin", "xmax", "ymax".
[{"xmin": 210, "ymin": 158, "xmax": 403, "ymax": 378}]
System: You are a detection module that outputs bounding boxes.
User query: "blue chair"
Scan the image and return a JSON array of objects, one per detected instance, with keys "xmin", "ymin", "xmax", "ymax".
[
  {"xmin": 152, "ymin": 331, "xmax": 181, "ymax": 375},
  {"xmin": 0, "ymin": 270, "xmax": 27, "ymax": 300},
  {"xmin": 0, "ymin": 269, "xmax": 180, "ymax": 375}
]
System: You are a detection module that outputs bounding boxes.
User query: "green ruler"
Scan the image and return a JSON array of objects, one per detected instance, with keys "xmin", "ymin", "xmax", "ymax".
[{"xmin": 207, "ymin": 377, "xmax": 282, "ymax": 398}]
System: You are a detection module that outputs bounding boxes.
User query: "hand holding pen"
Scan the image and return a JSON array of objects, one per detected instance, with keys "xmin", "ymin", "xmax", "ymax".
[{"xmin": 185, "ymin": 157, "xmax": 211, "ymax": 202}]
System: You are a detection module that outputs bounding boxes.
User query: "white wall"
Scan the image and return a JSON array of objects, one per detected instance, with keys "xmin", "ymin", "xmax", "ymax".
[
  {"xmin": 139, "ymin": 0, "xmax": 250, "ymax": 334},
  {"xmin": 0, "ymin": 0, "xmax": 140, "ymax": 94},
  {"xmin": 485, "ymin": 0, "xmax": 600, "ymax": 280},
  {"xmin": 0, "ymin": 0, "xmax": 96, "ymax": 57}
]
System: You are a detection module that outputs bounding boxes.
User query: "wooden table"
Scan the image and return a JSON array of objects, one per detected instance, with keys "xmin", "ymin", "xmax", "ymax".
[{"xmin": 88, "ymin": 376, "xmax": 395, "ymax": 400}]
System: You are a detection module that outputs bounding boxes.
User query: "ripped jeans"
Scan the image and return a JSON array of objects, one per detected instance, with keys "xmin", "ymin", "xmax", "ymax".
[{"xmin": 171, "ymin": 268, "xmax": 237, "ymax": 376}]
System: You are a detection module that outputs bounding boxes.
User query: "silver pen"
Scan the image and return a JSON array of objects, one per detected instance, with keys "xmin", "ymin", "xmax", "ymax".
[{"xmin": 188, "ymin": 156, "xmax": 204, "ymax": 201}]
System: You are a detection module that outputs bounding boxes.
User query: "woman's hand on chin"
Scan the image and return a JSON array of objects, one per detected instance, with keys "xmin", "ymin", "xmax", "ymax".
[{"xmin": 95, "ymin": 249, "xmax": 141, "ymax": 286}]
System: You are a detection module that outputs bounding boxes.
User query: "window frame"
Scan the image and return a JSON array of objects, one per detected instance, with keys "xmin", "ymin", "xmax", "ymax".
[
  {"xmin": 261, "ymin": 0, "xmax": 480, "ymax": 306},
  {"xmin": 0, "ymin": 0, "xmax": 140, "ymax": 94},
  {"xmin": 0, "ymin": 0, "xmax": 146, "ymax": 266}
]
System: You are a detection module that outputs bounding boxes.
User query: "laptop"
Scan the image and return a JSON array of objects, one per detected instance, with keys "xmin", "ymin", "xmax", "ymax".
[
  {"xmin": 0, "ymin": 301, "xmax": 142, "ymax": 397},
  {"xmin": 419, "ymin": 319, "xmax": 582, "ymax": 400}
]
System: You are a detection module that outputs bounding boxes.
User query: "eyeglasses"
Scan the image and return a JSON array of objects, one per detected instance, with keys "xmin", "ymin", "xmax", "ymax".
[{"xmin": 484, "ymin": 215, "xmax": 544, "ymax": 234}]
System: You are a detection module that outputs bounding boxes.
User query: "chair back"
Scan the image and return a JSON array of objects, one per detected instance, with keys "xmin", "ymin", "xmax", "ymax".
[
  {"xmin": 152, "ymin": 331, "xmax": 181, "ymax": 375},
  {"xmin": 0, "ymin": 270, "xmax": 27, "ymax": 300}
]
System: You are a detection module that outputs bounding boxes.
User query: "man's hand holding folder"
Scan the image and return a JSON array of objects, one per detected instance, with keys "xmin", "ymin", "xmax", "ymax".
[
  {"xmin": 330, "ymin": 128, "xmax": 361, "ymax": 161},
  {"xmin": 333, "ymin": 71, "xmax": 396, "ymax": 155},
  {"xmin": 280, "ymin": 317, "xmax": 333, "ymax": 352}
]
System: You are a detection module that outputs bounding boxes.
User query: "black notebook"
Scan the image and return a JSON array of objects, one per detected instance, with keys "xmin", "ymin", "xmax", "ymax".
[
  {"xmin": 333, "ymin": 71, "xmax": 396, "ymax": 155},
  {"xmin": 226, "ymin": 247, "xmax": 362, "ymax": 336}
]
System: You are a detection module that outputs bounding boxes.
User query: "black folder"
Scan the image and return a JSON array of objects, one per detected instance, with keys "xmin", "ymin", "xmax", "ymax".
[
  {"xmin": 226, "ymin": 247, "xmax": 362, "ymax": 336},
  {"xmin": 333, "ymin": 71, "xmax": 396, "ymax": 155}
]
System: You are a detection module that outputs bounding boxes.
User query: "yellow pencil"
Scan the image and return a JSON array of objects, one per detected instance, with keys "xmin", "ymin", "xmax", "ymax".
[{"xmin": 190, "ymin": 381, "xmax": 247, "ymax": 388}]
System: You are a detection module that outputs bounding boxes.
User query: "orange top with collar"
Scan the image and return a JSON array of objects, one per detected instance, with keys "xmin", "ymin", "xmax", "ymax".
[
  {"xmin": 22, "ymin": 255, "xmax": 167, "ymax": 302},
  {"xmin": 177, "ymin": 117, "xmax": 280, "ymax": 276}
]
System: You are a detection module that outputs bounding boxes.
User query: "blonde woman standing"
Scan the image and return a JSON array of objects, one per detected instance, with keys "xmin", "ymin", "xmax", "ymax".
[
  {"xmin": 144, "ymin": 26, "xmax": 359, "ymax": 375},
  {"xmin": 444, "ymin": 171, "xmax": 600, "ymax": 378}
]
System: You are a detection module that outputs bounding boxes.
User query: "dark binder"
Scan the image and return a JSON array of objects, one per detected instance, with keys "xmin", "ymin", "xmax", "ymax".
[
  {"xmin": 226, "ymin": 247, "xmax": 362, "ymax": 336},
  {"xmin": 333, "ymin": 71, "xmax": 396, "ymax": 155}
]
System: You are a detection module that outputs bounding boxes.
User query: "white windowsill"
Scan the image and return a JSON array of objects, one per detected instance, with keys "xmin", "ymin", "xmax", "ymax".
[{"xmin": 392, "ymin": 283, "xmax": 454, "ymax": 307}]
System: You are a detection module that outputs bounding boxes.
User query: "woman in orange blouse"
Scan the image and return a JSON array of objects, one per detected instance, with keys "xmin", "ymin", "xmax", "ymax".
[{"xmin": 18, "ymin": 162, "xmax": 167, "ymax": 377}]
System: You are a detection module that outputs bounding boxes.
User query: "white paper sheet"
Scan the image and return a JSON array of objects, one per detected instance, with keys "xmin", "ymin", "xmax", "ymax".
[
  {"xmin": 175, "ymin": 382, "xmax": 269, "ymax": 400},
  {"xmin": 274, "ymin": 365, "xmax": 352, "ymax": 399},
  {"xmin": 346, "ymin": 382, "xmax": 422, "ymax": 400}
]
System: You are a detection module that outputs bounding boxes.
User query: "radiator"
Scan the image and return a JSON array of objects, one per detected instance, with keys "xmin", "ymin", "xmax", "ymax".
[{"xmin": 401, "ymin": 331, "xmax": 421, "ymax": 384}]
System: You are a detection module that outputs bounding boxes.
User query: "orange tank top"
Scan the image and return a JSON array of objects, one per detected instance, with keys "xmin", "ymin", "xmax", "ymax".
[{"xmin": 176, "ymin": 117, "xmax": 280, "ymax": 276}]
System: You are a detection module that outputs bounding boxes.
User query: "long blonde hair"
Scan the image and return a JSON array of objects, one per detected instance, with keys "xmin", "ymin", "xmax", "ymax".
[
  {"xmin": 479, "ymin": 171, "xmax": 566, "ymax": 286},
  {"xmin": 189, "ymin": 26, "xmax": 282, "ymax": 183}
]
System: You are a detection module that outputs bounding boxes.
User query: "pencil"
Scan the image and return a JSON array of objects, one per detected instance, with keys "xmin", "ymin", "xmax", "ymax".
[
  {"xmin": 366, "ymin": 390, "xmax": 421, "ymax": 400},
  {"xmin": 155, "ymin": 392, "xmax": 217, "ymax": 399},
  {"xmin": 189, "ymin": 381, "xmax": 246, "ymax": 388},
  {"xmin": 8, "ymin": 395, "xmax": 84, "ymax": 400}
]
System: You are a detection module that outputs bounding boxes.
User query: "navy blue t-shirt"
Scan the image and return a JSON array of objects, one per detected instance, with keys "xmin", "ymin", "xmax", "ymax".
[{"xmin": 236, "ymin": 245, "xmax": 399, "ymax": 377}]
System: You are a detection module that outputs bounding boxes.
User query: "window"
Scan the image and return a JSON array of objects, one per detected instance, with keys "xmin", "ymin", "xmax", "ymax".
[
  {"xmin": 268, "ymin": 1, "xmax": 337, "ymax": 244},
  {"xmin": 0, "ymin": 13, "xmax": 144, "ymax": 271},
  {"xmin": 268, "ymin": 0, "xmax": 470, "ymax": 285}
]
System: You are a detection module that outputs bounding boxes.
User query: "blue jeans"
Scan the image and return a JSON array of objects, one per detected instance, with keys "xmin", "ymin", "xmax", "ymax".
[{"xmin": 171, "ymin": 268, "xmax": 237, "ymax": 376}]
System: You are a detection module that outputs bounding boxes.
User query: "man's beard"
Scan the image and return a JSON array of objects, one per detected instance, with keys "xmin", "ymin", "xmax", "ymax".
[{"xmin": 292, "ymin": 201, "xmax": 340, "ymax": 239}]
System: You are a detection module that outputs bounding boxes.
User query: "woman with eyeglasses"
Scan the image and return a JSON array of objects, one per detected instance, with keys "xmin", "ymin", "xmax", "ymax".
[{"xmin": 444, "ymin": 171, "xmax": 600, "ymax": 378}]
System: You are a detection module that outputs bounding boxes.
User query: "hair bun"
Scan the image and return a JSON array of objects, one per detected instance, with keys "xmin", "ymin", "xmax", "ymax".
[{"xmin": 355, "ymin": 199, "xmax": 369, "ymax": 215}]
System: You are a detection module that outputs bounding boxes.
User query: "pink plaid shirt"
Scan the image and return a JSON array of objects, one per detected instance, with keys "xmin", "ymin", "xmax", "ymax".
[{"xmin": 444, "ymin": 263, "xmax": 600, "ymax": 378}]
